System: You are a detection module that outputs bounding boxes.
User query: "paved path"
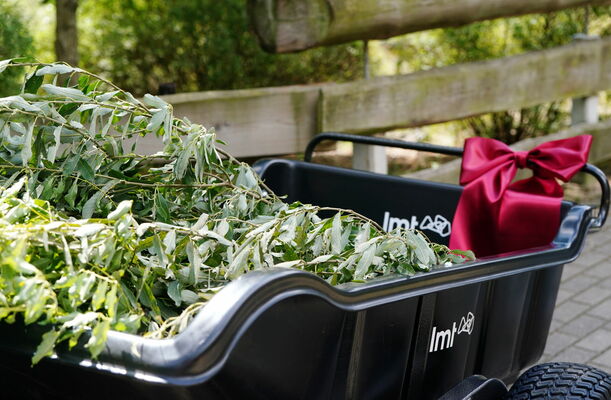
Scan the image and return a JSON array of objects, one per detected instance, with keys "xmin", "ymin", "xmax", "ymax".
[{"xmin": 540, "ymin": 217, "xmax": 611, "ymax": 372}]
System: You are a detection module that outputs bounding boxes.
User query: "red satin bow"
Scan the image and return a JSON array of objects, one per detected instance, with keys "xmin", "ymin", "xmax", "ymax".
[{"xmin": 449, "ymin": 135, "xmax": 592, "ymax": 257}]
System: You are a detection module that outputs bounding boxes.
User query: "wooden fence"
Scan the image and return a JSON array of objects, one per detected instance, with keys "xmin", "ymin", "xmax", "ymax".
[
  {"xmin": 163, "ymin": 85, "xmax": 322, "ymax": 158},
  {"xmin": 160, "ymin": 37, "xmax": 611, "ymax": 158}
]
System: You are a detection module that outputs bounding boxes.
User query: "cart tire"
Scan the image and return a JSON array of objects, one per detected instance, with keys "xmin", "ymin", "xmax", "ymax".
[{"xmin": 505, "ymin": 362, "xmax": 611, "ymax": 399}]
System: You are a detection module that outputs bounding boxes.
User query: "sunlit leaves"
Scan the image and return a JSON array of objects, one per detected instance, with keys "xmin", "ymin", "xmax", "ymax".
[
  {"xmin": 36, "ymin": 64, "xmax": 76, "ymax": 76},
  {"xmin": 0, "ymin": 60, "xmax": 11, "ymax": 74},
  {"xmin": 0, "ymin": 61, "xmax": 466, "ymax": 366},
  {"xmin": 32, "ymin": 329, "xmax": 60, "ymax": 365}
]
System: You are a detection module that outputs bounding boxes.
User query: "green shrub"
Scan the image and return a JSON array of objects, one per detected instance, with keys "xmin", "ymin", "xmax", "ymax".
[
  {"xmin": 79, "ymin": 0, "xmax": 363, "ymax": 96},
  {"xmin": 0, "ymin": 3, "xmax": 34, "ymax": 96}
]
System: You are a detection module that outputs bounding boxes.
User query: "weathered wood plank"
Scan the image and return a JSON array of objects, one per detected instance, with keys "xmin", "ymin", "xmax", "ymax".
[
  {"xmin": 249, "ymin": 0, "xmax": 611, "ymax": 53},
  {"xmin": 159, "ymin": 85, "xmax": 324, "ymax": 158},
  {"xmin": 405, "ymin": 120, "xmax": 611, "ymax": 184},
  {"xmin": 321, "ymin": 37, "xmax": 611, "ymax": 134}
]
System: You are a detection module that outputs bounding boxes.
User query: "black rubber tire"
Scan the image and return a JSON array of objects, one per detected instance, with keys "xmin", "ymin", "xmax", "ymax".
[{"xmin": 505, "ymin": 362, "xmax": 611, "ymax": 400}]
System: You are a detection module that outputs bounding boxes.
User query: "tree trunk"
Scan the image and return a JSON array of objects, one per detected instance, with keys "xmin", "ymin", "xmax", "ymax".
[
  {"xmin": 249, "ymin": 0, "xmax": 611, "ymax": 53},
  {"xmin": 55, "ymin": 0, "xmax": 79, "ymax": 66}
]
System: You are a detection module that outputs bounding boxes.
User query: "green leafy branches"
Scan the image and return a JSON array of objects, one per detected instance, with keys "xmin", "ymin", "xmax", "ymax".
[{"xmin": 0, "ymin": 60, "xmax": 470, "ymax": 363}]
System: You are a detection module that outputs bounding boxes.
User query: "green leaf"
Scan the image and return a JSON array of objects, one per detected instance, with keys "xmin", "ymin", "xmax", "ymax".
[
  {"xmin": 406, "ymin": 231, "xmax": 436, "ymax": 266},
  {"xmin": 24, "ymin": 70, "xmax": 44, "ymax": 94},
  {"xmin": 167, "ymin": 281, "xmax": 182, "ymax": 306},
  {"xmin": 226, "ymin": 245, "xmax": 250, "ymax": 279},
  {"xmin": 62, "ymin": 154, "xmax": 80, "ymax": 176},
  {"xmin": 186, "ymin": 240, "xmax": 201, "ymax": 285},
  {"xmin": 310, "ymin": 255, "xmax": 333, "ymax": 264},
  {"xmin": 46, "ymin": 126, "xmax": 62, "ymax": 163},
  {"xmin": 77, "ymin": 158, "xmax": 96, "ymax": 182},
  {"xmin": 74, "ymin": 223, "xmax": 106, "ymax": 237},
  {"xmin": 95, "ymin": 91, "xmax": 120, "ymax": 102},
  {"xmin": 65, "ymin": 179, "xmax": 78, "ymax": 208},
  {"xmin": 155, "ymin": 192, "xmax": 171, "ymax": 223},
  {"xmin": 91, "ymin": 280, "xmax": 108, "ymax": 311},
  {"xmin": 450, "ymin": 249, "xmax": 476, "ymax": 261},
  {"xmin": 36, "ymin": 64, "xmax": 76, "ymax": 76},
  {"xmin": 77, "ymin": 74, "xmax": 90, "ymax": 91},
  {"xmin": 143, "ymin": 94, "xmax": 168, "ymax": 109},
  {"xmin": 82, "ymin": 180, "xmax": 119, "ymax": 219},
  {"xmin": 174, "ymin": 142, "xmax": 193, "ymax": 179},
  {"xmin": 40, "ymin": 175, "xmax": 56, "ymax": 200},
  {"xmin": 146, "ymin": 109, "xmax": 166, "ymax": 134},
  {"xmin": 331, "ymin": 213, "xmax": 342, "ymax": 254},
  {"xmin": 0, "ymin": 59, "xmax": 10, "ymax": 74},
  {"xmin": 105, "ymin": 284, "xmax": 118, "ymax": 318},
  {"xmin": 41, "ymin": 84, "xmax": 90, "ymax": 101},
  {"xmin": 32, "ymin": 329, "xmax": 60, "ymax": 364},
  {"xmin": 354, "ymin": 244, "xmax": 377, "ymax": 280},
  {"xmin": 82, "ymin": 193, "xmax": 101, "ymax": 219},
  {"xmin": 20, "ymin": 122, "xmax": 34, "ymax": 166},
  {"xmin": 152, "ymin": 234, "xmax": 168, "ymax": 267},
  {"xmin": 180, "ymin": 289, "xmax": 199, "ymax": 305},
  {"xmin": 108, "ymin": 200, "xmax": 133, "ymax": 220},
  {"xmin": 86, "ymin": 318, "xmax": 110, "ymax": 358}
]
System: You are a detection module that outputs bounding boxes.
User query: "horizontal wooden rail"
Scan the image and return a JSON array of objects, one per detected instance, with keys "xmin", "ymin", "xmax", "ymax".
[
  {"xmin": 248, "ymin": 0, "xmax": 611, "ymax": 53},
  {"xmin": 406, "ymin": 120, "xmax": 611, "ymax": 184},
  {"xmin": 160, "ymin": 85, "xmax": 324, "ymax": 158},
  {"xmin": 132, "ymin": 38, "xmax": 611, "ymax": 158},
  {"xmin": 320, "ymin": 37, "xmax": 611, "ymax": 134}
]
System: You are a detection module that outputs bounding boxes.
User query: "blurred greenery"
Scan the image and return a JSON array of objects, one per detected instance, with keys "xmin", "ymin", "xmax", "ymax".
[
  {"xmin": 77, "ymin": 0, "xmax": 363, "ymax": 96},
  {"xmin": 0, "ymin": 2, "xmax": 34, "ymax": 96},
  {"xmin": 377, "ymin": 7, "xmax": 611, "ymax": 143}
]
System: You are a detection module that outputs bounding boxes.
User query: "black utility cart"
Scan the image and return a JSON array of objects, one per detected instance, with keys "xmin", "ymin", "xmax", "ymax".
[{"xmin": 0, "ymin": 133, "xmax": 609, "ymax": 400}]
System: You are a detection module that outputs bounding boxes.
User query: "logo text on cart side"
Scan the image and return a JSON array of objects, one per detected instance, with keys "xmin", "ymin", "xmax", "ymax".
[
  {"xmin": 429, "ymin": 312, "xmax": 475, "ymax": 353},
  {"xmin": 382, "ymin": 211, "xmax": 452, "ymax": 237}
]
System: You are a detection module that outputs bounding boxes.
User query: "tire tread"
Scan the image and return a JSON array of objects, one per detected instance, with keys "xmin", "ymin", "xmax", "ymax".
[{"xmin": 506, "ymin": 362, "xmax": 611, "ymax": 400}]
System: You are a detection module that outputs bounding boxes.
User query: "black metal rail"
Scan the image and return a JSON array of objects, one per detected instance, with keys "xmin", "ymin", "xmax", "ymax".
[{"xmin": 304, "ymin": 132, "xmax": 609, "ymax": 230}]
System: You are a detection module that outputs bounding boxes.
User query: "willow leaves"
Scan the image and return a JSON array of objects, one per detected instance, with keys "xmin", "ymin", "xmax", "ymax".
[{"xmin": 0, "ymin": 60, "xmax": 469, "ymax": 363}]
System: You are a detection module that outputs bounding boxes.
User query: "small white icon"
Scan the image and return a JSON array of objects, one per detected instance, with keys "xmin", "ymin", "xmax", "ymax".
[
  {"xmin": 457, "ymin": 312, "xmax": 475, "ymax": 335},
  {"xmin": 420, "ymin": 215, "xmax": 452, "ymax": 237}
]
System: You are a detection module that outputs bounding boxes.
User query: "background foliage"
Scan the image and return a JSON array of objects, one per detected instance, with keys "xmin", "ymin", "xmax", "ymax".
[
  {"xmin": 78, "ymin": 0, "xmax": 364, "ymax": 96},
  {"xmin": 0, "ymin": 3, "xmax": 34, "ymax": 97}
]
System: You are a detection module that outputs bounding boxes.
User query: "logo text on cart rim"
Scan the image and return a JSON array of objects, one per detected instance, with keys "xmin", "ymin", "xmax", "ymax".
[
  {"xmin": 382, "ymin": 211, "xmax": 451, "ymax": 237},
  {"xmin": 429, "ymin": 312, "xmax": 475, "ymax": 353}
]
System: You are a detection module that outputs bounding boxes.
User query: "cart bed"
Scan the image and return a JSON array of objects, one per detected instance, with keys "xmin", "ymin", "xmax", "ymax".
[{"xmin": 0, "ymin": 158, "xmax": 600, "ymax": 400}]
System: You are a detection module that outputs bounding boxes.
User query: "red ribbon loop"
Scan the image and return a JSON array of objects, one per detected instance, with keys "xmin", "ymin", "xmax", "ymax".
[{"xmin": 449, "ymin": 135, "xmax": 592, "ymax": 257}]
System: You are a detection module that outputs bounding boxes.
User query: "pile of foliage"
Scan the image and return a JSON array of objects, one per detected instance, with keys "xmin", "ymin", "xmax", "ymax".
[{"xmin": 0, "ymin": 61, "xmax": 468, "ymax": 363}]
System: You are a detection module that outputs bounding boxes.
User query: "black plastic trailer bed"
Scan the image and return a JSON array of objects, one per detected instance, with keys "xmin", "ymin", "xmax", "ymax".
[{"xmin": 0, "ymin": 133, "xmax": 609, "ymax": 400}]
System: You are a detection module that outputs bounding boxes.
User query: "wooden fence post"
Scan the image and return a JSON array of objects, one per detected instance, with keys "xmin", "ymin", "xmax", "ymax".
[
  {"xmin": 571, "ymin": 95, "xmax": 599, "ymax": 125},
  {"xmin": 571, "ymin": 34, "xmax": 600, "ymax": 126},
  {"xmin": 352, "ymin": 41, "xmax": 388, "ymax": 174},
  {"xmin": 353, "ymin": 142, "xmax": 388, "ymax": 174}
]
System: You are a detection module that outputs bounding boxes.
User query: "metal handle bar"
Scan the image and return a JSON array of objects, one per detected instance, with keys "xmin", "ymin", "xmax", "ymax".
[
  {"xmin": 304, "ymin": 132, "xmax": 609, "ymax": 230},
  {"xmin": 303, "ymin": 132, "xmax": 463, "ymax": 161}
]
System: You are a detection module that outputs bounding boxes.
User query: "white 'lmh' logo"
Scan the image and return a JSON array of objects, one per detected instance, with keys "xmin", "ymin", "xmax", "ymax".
[
  {"xmin": 429, "ymin": 312, "xmax": 475, "ymax": 353},
  {"xmin": 382, "ymin": 211, "xmax": 451, "ymax": 237}
]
